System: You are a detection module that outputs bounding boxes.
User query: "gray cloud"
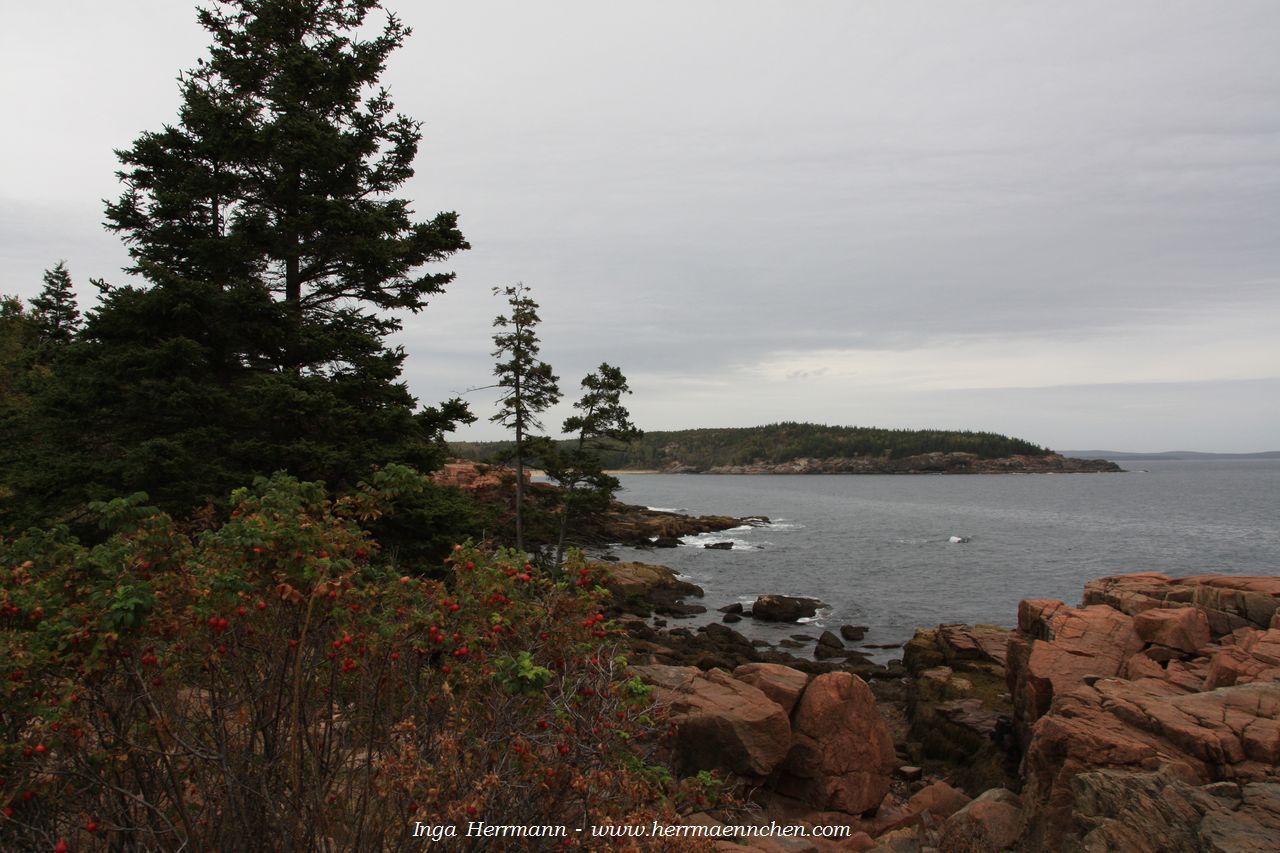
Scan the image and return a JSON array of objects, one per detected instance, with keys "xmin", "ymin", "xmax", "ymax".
[{"xmin": 3, "ymin": 0, "xmax": 1278, "ymax": 450}]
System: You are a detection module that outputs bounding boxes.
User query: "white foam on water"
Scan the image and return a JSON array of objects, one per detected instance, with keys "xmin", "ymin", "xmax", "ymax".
[{"xmin": 677, "ymin": 536, "xmax": 757, "ymax": 549}]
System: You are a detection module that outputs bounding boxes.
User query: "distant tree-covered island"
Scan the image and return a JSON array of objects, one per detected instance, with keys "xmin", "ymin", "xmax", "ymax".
[{"xmin": 450, "ymin": 422, "xmax": 1122, "ymax": 474}]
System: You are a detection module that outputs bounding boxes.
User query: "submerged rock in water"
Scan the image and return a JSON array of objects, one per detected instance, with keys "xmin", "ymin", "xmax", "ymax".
[
  {"xmin": 752, "ymin": 594, "xmax": 825, "ymax": 622},
  {"xmin": 841, "ymin": 624, "xmax": 868, "ymax": 642}
]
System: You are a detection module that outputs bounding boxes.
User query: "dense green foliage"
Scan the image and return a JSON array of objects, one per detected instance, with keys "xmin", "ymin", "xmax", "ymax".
[
  {"xmin": 0, "ymin": 0, "xmax": 471, "ymax": 533},
  {"xmin": 0, "ymin": 469, "xmax": 699, "ymax": 851},
  {"xmin": 2, "ymin": 281, "xmax": 474, "ymax": 532},
  {"xmin": 0, "ymin": 298, "xmax": 36, "ymax": 408},
  {"xmin": 543, "ymin": 364, "xmax": 641, "ymax": 561},
  {"xmin": 452, "ymin": 421, "xmax": 1051, "ymax": 471}
]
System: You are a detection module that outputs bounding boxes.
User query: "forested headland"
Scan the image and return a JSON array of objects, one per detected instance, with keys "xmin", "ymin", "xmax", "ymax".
[{"xmin": 451, "ymin": 422, "xmax": 1054, "ymax": 472}]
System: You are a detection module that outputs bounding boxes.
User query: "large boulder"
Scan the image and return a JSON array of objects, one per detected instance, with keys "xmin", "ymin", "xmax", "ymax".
[
  {"xmin": 1133, "ymin": 606, "xmax": 1211, "ymax": 654},
  {"xmin": 605, "ymin": 561, "xmax": 702, "ymax": 600},
  {"xmin": 936, "ymin": 623, "xmax": 1011, "ymax": 667},
  {"xmin": 938, "ymin": 788, "xmax": 1022, "ymax": 853},
  {"xmin": 752, "ymin": 595, "xmax": 825, "ymax": 622},
  {"xmin": 879, "ymin": 781, "xmax": 972, "ymax": 833},
  {"xmin": 732, "ymin": 663, "xmax": 810, "ymax": 715},
  {"xmin": 632, "ymin": 664, "xmax": 792, "ymax": 778},
  {"xmin": 772, "ymin": 672, "xmax": 896, "ymax": 815}
]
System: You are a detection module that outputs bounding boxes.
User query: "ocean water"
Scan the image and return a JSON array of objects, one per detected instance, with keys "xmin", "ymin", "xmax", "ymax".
[{"xmin": 608, "ymin": 461, "xmax": 1280, "ymax": 661}]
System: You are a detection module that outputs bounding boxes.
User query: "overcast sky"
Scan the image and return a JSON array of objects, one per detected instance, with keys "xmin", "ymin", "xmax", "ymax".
[{"xmin": 3, "ymin": 1, "xmax": 1278, "ymax": 451}]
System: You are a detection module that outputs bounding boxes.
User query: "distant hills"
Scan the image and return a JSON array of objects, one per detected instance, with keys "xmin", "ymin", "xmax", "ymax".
[
  {"xmin": 451, "ymin": 422, "xmax": 1054, "ymax": 472},
  {"xmin": 1061, "ymin": 450, "xmax": 1280, "ymax": 461}
]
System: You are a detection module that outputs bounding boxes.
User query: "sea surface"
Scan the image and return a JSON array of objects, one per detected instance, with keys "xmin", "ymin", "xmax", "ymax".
[{"xmin": 607, "ymin": 460, "xmax": 1280, "ymax": 662}]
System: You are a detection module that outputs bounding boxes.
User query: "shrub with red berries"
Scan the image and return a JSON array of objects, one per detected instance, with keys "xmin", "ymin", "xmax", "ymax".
[{"xmin": 1, "ymin": 467, "xmax": 693, "ymax": 851}]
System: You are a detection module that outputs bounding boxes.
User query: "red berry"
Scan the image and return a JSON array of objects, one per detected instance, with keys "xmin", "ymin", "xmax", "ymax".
[
  {"xmin": 54, "ymin": 840, "xmax": 69, "ymax": 853},
  {"xmin": 86, "ymin": 822, "xmax": 98, "ymax": 832}
]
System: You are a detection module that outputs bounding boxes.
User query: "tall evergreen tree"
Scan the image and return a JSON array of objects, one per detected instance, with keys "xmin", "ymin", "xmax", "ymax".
[
  {"xmin": 0, "ymin": 0, "xmax": 470, "ymax": 532},
  {"xmin": 29, "ymin": 262, "xmax": 81, "ymax": 344},
  {"xmin": 104, "ymin": 0, "xmax": 468, "ymax": 367},
  {"xmin": 491, "ymin": 284, "xmax": 560, "ymax": 551}
]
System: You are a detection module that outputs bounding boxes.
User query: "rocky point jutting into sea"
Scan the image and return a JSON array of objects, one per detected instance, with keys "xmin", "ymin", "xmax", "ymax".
[
  {"xmin": 432, "ymin": 462, "xmax": 1278, "ymax": 850},
  {"xmin": 613, "ymin": 567, "xmax": 1280, "ymax": 852}
]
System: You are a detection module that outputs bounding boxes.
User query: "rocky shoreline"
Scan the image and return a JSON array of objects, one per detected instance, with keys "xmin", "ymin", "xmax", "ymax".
[
  {"xmin": 662, "ymin": 452, "xmax": 1122, "ymax": 475},
  {"xmin": 605, "ymin": 565, "xmax": 1280, "ymax": 852}
]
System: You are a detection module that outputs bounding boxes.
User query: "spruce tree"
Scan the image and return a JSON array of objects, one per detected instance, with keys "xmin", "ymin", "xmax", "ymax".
[
  {"xmin": 546, "ymin": 363, "xmax": 641, "ymax": 563},
  {"xmin": 1, "ymin": 0, "xmax": 470, "ymax": 531},
  {"xmin": 491, "ymin": 284, "xmax": 560, "ymax": 551},
  {"xmin": 104, "ymin": 0, "xmax": 468, "ymax": 366},
  {"xmin": 29, "ymin": 262, "xmax": 81, "ymax": 344}
]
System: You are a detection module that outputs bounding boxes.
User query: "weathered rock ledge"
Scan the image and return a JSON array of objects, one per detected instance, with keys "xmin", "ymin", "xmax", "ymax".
[
  {"xmin": 1008, "ymin": 573, "xmax": 1280, "ymax": 852},
  {"xmin": 431, "ymin": 460, "xmax": 760, "ymax": 547},
  {"xmin": 592, "ymin": 502, "xmax": 758, "ymax": 548}
]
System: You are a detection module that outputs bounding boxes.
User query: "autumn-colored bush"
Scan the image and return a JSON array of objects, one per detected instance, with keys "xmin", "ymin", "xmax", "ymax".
[{"xmin": 1, "ymin": 466, "xmax": 701, "ymax": 851}]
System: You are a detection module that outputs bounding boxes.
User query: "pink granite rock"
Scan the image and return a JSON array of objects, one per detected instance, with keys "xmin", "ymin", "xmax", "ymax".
[
  {"xmin": 1007, "ymin": 603, "xmax": 1144, "ymax": 742},
  {"xmin": 1134, "ymin": 606, "xmax": 1210, "ymax": 653},
  {"xmin": 733, "ymin": 663, "xmax": 811, "ymax": 716},
  {"xmin": 938, "ymin": 788, "xmax": 1022, "ymax": 853},
  {"xmin": 1084, "ymin": 573, "xmax": 1280, "ymax": 635},
  {"xmin": 1203, "ymin": 628, "xmax": 1280, "ymax": 688},
  {"xmin": 633, "ymin": 664, "xmax": 792, "ymax": 778},
  {"xmin": 773, "ymin": 672, "xmax": 896, "ymax": 815}
]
